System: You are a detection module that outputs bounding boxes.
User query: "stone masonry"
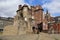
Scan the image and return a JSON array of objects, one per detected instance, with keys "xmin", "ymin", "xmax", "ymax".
[
  {"xmin": 3, "ymin": 4, "xmax": 32, "ymax": 35},
  {"xmin": 3, "ymin": 4, "xmax": 51, "ymax": 35}
]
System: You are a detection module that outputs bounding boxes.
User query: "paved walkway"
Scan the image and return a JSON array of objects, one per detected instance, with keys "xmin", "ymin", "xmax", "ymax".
[{"xmin": 0, "ymin": 32, "xmax": 60, "ymax": 40}]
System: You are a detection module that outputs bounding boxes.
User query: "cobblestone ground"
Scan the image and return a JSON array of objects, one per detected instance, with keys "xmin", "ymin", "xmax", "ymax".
[{"xmin": 0, "ymin": 32, "xmax": 60, "ymax": 40}]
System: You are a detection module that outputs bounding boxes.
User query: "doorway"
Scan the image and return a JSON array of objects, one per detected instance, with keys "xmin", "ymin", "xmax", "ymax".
[{"xmin": 37, "ymin": 22, "xmax": 43, "ymax": 32}]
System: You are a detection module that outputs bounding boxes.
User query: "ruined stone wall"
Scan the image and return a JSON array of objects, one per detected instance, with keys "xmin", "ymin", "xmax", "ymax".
[
  {"xmin": 13, "ymin": 4, "xmax": 33, "ymax": 35},
  {"xmin": 3, "ymin": 4, "xmax": 44, "ymax": 35}
]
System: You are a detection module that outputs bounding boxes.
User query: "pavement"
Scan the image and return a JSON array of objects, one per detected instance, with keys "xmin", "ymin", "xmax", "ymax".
[{"xmin": 0, "ymin": 32, "xmax": 60, "ymax": 40}]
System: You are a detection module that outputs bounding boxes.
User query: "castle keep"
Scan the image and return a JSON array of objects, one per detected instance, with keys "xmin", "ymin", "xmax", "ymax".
[
  {"xmin": 2, "ymin": 4, "xmax": 52, "ymax": 35},
  {"xmin": 13, "ymin": 4, "xmax": 44, "ymax": 35}
]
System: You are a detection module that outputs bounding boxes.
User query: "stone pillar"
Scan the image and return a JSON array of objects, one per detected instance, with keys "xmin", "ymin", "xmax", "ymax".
[
  {"xmin": 27, "ymin": 19, "xmax": 32, "ymax": 33},
  {"xmin": 18, "ymin": 19, "xmax": 27, "ymax": 35},
  {"xmin": 23, "ymin": 5, "xmax": 32, "ymax": 33}
]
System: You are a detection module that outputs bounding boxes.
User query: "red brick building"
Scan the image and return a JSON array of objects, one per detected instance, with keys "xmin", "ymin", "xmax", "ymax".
[{"xmin": 31, "ymin": 5, "xmax": 43, "ymax": 26}]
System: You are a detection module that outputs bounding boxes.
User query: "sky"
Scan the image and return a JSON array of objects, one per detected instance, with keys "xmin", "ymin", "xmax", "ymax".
[{"xmin": 0, "ymin": 0, "xmax": 60, "ymax": 17}]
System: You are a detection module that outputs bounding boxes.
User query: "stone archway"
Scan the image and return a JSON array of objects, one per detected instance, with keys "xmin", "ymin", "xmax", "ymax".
[{"xmin": 37, "ymin": 22, "xmax": 43, "ymax": 32}]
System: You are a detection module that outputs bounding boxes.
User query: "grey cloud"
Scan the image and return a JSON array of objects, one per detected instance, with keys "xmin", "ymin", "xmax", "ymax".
[
  {"xmin": 42, "ymin": 0, "xmax": 60, "ymax": 17},
  {"xmin": 0, "ymin": 0, "xmax": 26, "ymax": 17}
]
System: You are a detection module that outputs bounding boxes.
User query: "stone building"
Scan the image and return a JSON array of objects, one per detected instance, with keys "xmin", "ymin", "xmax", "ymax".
[
  {"xmin": 31, "ymin": 5, "xmax": 43, "ymax": 27},
  {"xmin": 54, "ymin": 16, "xmax": 60, "ymax": 33},
  {"xmin": 14, "ymin": 4, "xmax": 32, "ymax": 35},
  {"xmin": 45, "ymin": 10, "xmax": 51, "ymax": 22},
  {"xmin": 14, "ymin": 4, "xmax": 44, "ymax": 34},
  {"xmin": 3, "ymin": 4, "xmax": 33, "ymax": 35},
  {"xmin": 3, "ymin": 4, "xmax": 50, "ymax": 35},
  {"xmin": 54, "ymin": 16, "xmax": 60, "ymax": 23},
  {"xmin": 43, "ymin": 10, "xmax": 51, "ymax": 31},
  {"xmin": 1, "ymin": 4, "xmax": 60, "ymax": 35}
]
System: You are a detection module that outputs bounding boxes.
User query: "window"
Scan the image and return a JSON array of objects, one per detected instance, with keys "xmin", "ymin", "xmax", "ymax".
[
  {"xmin": 0, "ymin": 29, "xmax": 3, "ymax": 32},
  {"xmin": 20, "ymin": 13, "xmax": 23, "ymax": 17}
]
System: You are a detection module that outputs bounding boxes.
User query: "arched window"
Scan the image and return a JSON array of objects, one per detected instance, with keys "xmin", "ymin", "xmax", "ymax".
[{"xmin": 20, "ymin": 13, "xmax": 23, "ymax": 17}]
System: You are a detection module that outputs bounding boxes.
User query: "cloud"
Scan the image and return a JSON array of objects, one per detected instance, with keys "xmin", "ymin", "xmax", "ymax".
[
  {"xmin": 0, "ymin": 0, "xmax": 28, "ymax": 17},
  {"xmin": 0, "ymin": 0, "xmax": 60, "ymax": 17},
  {"xmin": 42, "ymin": 0, "xmax": 60, "ymax": 17},
  {"xmin": 29, "ymin": 0, "xmax": 35, "ymax": 5}
]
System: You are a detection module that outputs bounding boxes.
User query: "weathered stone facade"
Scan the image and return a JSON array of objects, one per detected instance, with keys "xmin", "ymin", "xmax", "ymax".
[
  {"xmin": 3, "ymin": 4, "xmax": 51, "ymax": 35},
  {"xmin": 3, "ymin": 4, "xmax": 33, "ymax": 35},
  {"xmin": 43, "ymin": 10, "xmax": 51, "ymax": 30},
  {"xmin": 14, "ymin": 5, "xmax": 32, "ymax": 34}
]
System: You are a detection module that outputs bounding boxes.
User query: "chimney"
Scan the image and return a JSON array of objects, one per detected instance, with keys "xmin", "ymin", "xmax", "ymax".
[{"xmin": 18, "ymin": 5, "xmax": 22, "ymax": 10}]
